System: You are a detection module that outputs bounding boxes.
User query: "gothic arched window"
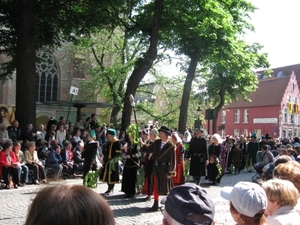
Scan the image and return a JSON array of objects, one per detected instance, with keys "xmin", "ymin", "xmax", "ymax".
[{"xmin": 36, "ymin": 52, "xmax": 59, "ymax": 102}]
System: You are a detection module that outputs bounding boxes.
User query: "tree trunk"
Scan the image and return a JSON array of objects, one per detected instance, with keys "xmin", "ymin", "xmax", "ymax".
[
  {"xmin": 178, "ymin": 52, "xmax": 198, "ymax": 134},
  {"xmin": 110, "ymin": 105, "xmax": 120, "ymax": 126},
  {"xmin": 121, "ymin": 0, "xmax": 163, "ymax": 131},
  {"xmin": 15, "ymin": 0, "xmax": 37, "ymax": 129},
  {"xmin": 212, "ymin": 75, "xmax": 226, "ymax": 134},
  {"xmin": 212, "ymin": 108, "xmax": 219, "ymax": 134}
]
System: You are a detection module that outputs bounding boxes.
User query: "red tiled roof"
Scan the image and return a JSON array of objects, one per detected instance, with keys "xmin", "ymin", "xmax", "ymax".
[{"xmin": 226, "ymin": 76, "xmax": 290, "ymax": 109}]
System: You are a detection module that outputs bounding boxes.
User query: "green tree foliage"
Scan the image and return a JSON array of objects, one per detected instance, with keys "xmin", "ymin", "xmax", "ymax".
[
  {"xmin": 71, "ymin": 28, "xmax": 136, "ymax": 126},
  {"xmin": 0, "ymin": 0, "xmax": 125, "ymax": 128},
  {"xmin": 160, "ymin": 0, "xmax": 266, "ymax": 133},
  {"xmin": 199, "ymin": 40, "xmax": 269, "ymax": 133}
]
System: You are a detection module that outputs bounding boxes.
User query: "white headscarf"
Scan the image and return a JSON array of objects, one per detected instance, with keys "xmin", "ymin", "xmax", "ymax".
[{"xmin": 211, "ymin": 133, "xmax": 223, "ymax": 144}]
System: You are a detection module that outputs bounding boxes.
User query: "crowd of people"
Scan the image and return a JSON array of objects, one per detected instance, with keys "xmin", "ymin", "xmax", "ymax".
[
  {"xmin": 2, "ymin": 114, "xmax": 300, "ymax": 224},
  {"xmin": 0, "ymin": 115, "xmax": 107, "ymax": 188}
]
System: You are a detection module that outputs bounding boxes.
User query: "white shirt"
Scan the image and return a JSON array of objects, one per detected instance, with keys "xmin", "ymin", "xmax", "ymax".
[{"xmin": 266, "ymin": 206, "xmax": 300, "ymax": 225}]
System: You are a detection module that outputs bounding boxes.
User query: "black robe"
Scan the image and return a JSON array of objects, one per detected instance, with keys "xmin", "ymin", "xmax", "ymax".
[
  {"xmin": 121, "ymin": 142, "xmax": 140, "ymax": 195},
  {"xmin": 83, "ymin": 141, "xmax": 98, "ymax": 179},
  {"xmin": 189, "ymin": 135, "xmax": 207, "ymax": 177},
  {"xmin": 207, "ymin": 144, "xmax": 221, "ymax": 181},
  {"xmin": 99, "ymin": 140, "xmax": 121, "ymax": 184}
]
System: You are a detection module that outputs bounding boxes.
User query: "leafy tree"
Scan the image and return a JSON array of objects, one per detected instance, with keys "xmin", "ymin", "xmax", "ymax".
[
  {"xmin": 199, "ymin": 41, "xmax": 269, "ymax": 133},
  {"xmin": 71, "ymin": 28, "xmax": 137, "ymax": 125},
  {"xmin": 134, "ymin": 66, "xmax": 186, "ymax": 129},
  {"xmin": 120, "ymin": 0, "xmax": 164, "ymax": 131},
  {"xmin": 160, "ymin": 0, "xmax": 262, "ymax": 133},
  {"xmin": 0, "ymin": 0, "xmax": 124, "ymax": 128}
]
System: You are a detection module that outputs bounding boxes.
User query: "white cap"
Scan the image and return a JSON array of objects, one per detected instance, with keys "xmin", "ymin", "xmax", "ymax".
[{"xmin": 220, "ymin": 182, "xmax": 267, "ymax": 217}]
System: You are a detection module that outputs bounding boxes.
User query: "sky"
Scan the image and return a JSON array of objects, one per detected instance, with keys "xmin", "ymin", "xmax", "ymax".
[
  {"xmin": 157, "ymin": 0, "xmax": 300, "ymax": 76},
  {"xmin": 246, "ymin": 0, "xmax": 300, "ymax": 68}
]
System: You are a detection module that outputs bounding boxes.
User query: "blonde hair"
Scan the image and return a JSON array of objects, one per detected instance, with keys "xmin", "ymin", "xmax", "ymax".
[
  {"xmin": 27, "ymin": 141, "xmax": 36, "ymax": 148},
  {"xmin": 273, "ymin": 161, "xmax": 300, "ymax": 192},
  {"xmin": 262, "ymin": 179, "xmax": 298, "ymax": 207}
]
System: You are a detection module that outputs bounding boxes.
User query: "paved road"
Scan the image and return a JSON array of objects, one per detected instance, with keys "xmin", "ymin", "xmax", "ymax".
[{"xmin": 0, "ymin": 170, "xmax": 255, "ymax": 225}]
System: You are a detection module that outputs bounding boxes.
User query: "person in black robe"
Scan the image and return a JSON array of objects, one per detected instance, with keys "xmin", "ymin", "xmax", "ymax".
[
  {"xmin": 121, "ymin": 133, "xmax": 140, "ymax": 198},
  {"xmin": 82, "ymin": 130, "xmax": 99, "ymax": 184},
  {"xmin": 189, "ymin": 127, "xmax": 207, "ymax": 185},
  {"xmin": 99, "ymin": 128, "xmax": 122, "ymax": 196}
]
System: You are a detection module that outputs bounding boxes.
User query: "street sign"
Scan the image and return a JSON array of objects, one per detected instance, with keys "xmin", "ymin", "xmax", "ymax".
[{"xmin": 69, "ymin": 86, "xmax": 79, "ymax": 95}]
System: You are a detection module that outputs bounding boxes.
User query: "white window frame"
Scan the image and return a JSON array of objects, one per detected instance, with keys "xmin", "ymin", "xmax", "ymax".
[
  {"xmin": 243, "ymin": 109, "xmax": 249, "ymax": 123},
  {"xmin": 234, "ymin": 109, "xmax": 240, "ymax": 123},
  {"xmin": 284, "ymin": 108, "xmax": 288, "ymax": 123},
  {"xmin": 234, "ymin": 129, "xmax": 239, "ymax": 137},
  {"xmin": 221, "ymin": 110, "xmax": 226, "ymax": 124}
]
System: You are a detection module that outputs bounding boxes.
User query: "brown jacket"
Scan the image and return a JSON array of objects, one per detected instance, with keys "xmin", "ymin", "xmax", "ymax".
[{"xmin": 145, "ymin": 139, "xmax": 176, "ymax": 195}]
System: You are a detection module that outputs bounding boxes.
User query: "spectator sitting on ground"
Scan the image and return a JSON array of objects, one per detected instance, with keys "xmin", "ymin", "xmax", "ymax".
[
  {"xmin": 56, "ymin": 124, "xmax": 66, "ymax": 146},
  {"xmin": 24, "ymin": 184, "xmax": 115, "ymax": 225},
  {"xmin": 262, "ymin": 179, "xmax": 300, "ymax": 224},
  {"xmin": 221, "ymin": 181, "xmax": 267, "ymax": 225},
  {"xmin": 254, "ymin": 145, "xmax": 274, "ymax": 176},
  {"xmin": 161, "ymin": 183, "xmax": 216, "ymax": 225},
  {"xmin": 0, "ymin": 139, "xmax": 20, "ymax": 189},
  {"xmin": 260, "ymin": 155, "xmax": 292, "ymax": 182},
  {"xmin": 13, "ymin": 141, "xmax": 28, "ymax": 185},
  {"xmin": 60, "ymin": 141, "xmax": 75, "ymax": 174},
  {"xmin": 72, "ymin": 128, "xmax": 81, "ymax": 144},
  {"xmin": 25, "ymin": 141, "xmax": 47, "ymax": 185},
  {"xmin": 45, "ymin": 144, "xmax": 63, "ymax": 180},
  {"xmin": 72, "ymin": 140, "xmax": 85, "ymax": 176}
]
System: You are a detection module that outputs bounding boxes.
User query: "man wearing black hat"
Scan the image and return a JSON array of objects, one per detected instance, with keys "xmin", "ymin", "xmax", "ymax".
[
  {"xmin": 144, "ymin": 126, "xmax": 176, "ymax": 211},
  {"xmin": 189, "ymin": 127, "xmax": 207, "ymax": 185},
  {"xmin": 161, "ymin": 183, "xmax": 215, "ymax": 225}
]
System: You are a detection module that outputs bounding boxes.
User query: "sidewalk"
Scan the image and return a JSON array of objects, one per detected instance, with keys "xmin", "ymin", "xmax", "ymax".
[{"xmin": 0, "ymin": 169, "xmax": 255, "ymax": 225}]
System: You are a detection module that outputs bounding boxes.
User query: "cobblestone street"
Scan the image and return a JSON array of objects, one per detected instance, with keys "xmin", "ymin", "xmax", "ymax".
[{"xmin": 0, "ymin": 170, "xmax": 255, "ymax": 225}]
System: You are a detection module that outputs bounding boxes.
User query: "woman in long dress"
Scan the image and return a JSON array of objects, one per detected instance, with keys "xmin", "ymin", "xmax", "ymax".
[{"xmin": 171, "ymin": 132, "xmax": 185, "ymax": 186}]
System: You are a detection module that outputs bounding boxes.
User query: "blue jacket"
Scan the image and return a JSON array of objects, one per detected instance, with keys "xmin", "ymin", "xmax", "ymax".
[{"xmin": 46, "ymin": 149, "xmax": 62, "ymax": 166}]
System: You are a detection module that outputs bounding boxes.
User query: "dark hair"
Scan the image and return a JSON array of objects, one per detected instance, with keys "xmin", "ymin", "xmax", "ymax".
[
  {"xmin": 0, "ymin": 106, "xmax": 8, "ymax": 113},
  {"xmin": 274, "ymin": 155, "xmax": 292, "ymax": 167},
  {"xmin": 86, "ymin": 117, "xmax": 90, "ymax": 122},
  {"xmin": 2, "ymin": 139, "xmax": 13, "ymax": 150},
  {"xmin": 24, "ymin": 185, "xmax": 115, "ymax": 225},
  {"xmin": 261, "ymin": 145, "xmax": 268, "ymax": 151}
]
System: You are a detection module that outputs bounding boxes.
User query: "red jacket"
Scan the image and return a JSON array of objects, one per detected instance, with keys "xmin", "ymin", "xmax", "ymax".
[{"xmin": 0, "ymin": 150, "xmax": 18, "ymax": 177}]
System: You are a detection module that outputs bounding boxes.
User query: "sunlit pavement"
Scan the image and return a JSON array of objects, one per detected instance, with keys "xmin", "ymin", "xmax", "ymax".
[{"xmin": 0, "ymin": 170, "xmax": 255, "ymax": 225}]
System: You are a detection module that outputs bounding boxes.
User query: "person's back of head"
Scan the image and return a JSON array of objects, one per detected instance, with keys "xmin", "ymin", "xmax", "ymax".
[
  {"xmin": 24, "ymin": 184, "xmax": 115, "ymax": 225},
  {"xmin": 221, "ymin": 181, "xmax": 267, "ymax": 225},
  {"xmin": 161, "ymin": 183, "xmax": 215, "ymax": 225},
  {"xmin": 273, "ymin": 160, "xmax": 300, "ymax": 193}
]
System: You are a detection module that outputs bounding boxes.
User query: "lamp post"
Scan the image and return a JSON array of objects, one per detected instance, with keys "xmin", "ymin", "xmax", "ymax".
[
  {"xmin": 194, "ymin": 107, "xmax": 202, "ymax": 130},
  {"xmin": 197, "ymin": 107, "xmax": 202, "ymax": 125}
]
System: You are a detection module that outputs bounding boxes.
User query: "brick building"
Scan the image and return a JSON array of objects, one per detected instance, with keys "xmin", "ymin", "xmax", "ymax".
[{"xmin": 210, "ymin": 64, "xmax": 300, "ymax": 138}]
